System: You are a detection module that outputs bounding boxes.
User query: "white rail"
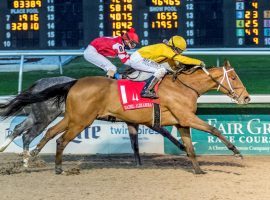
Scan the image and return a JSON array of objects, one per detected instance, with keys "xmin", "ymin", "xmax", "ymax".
[
  {"xmin": 1, "ymin": 48, "xmax": 270, "ymax": 56},
  {"xmin": 1, "ymin": 95, "xmax": 270, "ymax": 104},
  {"xmin": 197, "ymin": 95, "xmax": 270, "ymax": 103},
  {"xmin": 0, "ymin": 49, "xmax": 270, "ymax": 100}
]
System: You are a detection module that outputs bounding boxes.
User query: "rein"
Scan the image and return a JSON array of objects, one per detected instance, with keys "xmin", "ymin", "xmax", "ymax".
[{"xmin": 175, "ymin": 77, "xmax": 201, "ymax": 97}]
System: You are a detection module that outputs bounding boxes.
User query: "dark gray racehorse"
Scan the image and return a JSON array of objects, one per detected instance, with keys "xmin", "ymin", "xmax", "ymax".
[{"xmin": 0, "ymin": 76, "xmax": 185, "ymax": 167}]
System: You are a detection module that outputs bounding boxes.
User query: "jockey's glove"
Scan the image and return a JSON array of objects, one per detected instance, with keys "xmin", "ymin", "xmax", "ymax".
[
  {"xmin": 114, "ymin": 73, "xmax": 122, "ymax": 80},
  {"xmin": 200, "ymin": 61, "xmax": 206, "ymax": 68}
]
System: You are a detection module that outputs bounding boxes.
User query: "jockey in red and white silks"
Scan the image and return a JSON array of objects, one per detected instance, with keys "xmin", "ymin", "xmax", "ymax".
[{"xmin": 84, "ymin": 28, "xmax": 139, "ymax": 79}]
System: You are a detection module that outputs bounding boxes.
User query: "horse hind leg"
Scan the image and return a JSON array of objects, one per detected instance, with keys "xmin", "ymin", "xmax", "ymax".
[
  {"xmin": 30, "ymin": 117, "xmax": 68, "ymax": 157},
  {"xmin": 55, "ymin": 123, "xmax": 89, "ymax": 174},
  {"xmin": 22, "ymin": 122, "xmax": 48, "ymax": 167},
  {"xmin": 127, "ymin": 123, "xmax": 141, "ymax": 166},
  {"xmin": 55, "ymin": 111, "xmax": 98, "ymax": 174},
  {"xmin": 0, "ymin": 116, "xmax": 33, "ymax": 152},
  {"xmin": 22, "ymin": 134, "xmax": 31, "ymax": 167}
]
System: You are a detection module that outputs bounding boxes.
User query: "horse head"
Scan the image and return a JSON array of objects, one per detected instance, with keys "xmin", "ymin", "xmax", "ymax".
[{"xmin": 214, "ymin": 60, "xmax": 250, "ymax": 104}]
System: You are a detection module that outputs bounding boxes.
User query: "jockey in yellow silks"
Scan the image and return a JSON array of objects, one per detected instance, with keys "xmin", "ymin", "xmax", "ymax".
[{"xmin": 129, "ymin": 36, "xmax": 206, "ymax": 99}]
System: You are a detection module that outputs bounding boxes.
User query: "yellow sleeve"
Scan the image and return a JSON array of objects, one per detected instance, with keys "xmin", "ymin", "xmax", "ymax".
[
  {"xmin": 161, "ymin": 45, "xmax": 176, "ymax": 59},
  {"xmin": 173, "ymin": 54, "xmax": 202, "ymax": 66}
]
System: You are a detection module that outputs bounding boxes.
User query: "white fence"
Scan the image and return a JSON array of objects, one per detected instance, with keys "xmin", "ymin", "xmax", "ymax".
[
  {"xmin": 0, "ymin": 49, "xmax": 270, "ymax": 103},
  {"xmin": 0, "ymin": 95, "xmax": 269, "ymax": 104}
]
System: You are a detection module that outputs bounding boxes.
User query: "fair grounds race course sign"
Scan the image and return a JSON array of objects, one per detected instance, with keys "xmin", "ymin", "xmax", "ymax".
[{"xmin": 164, "ymin": 115, "xmax": 270, "ymax": 155}]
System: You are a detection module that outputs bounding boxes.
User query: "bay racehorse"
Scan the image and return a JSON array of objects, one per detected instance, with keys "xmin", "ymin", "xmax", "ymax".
[
  {"xmin": 0, "ymin": 77, "xmax": 185, "ymax": 167},
  {"xmin": 28, "ymin": 60, "xmax": 250, "ymax": 174}
]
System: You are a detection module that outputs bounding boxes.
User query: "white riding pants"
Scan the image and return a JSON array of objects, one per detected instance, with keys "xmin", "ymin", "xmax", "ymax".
[
  {"xmin": 129, "ymin": 51, "xmax": 167, "ymax": 79},
  {"xmin": 83, "ymin": 45, "xmax": 117, "ymax": 72}
]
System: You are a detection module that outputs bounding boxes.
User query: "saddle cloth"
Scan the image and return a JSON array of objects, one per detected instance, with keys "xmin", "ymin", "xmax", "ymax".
[{"xmin": 118, "ymin": 79, "xmax": 159, "ymax": 111}]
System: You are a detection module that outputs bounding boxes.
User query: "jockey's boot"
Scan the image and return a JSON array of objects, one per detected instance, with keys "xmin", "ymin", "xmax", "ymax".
[{"xmin": 141, "ymin": 76, "xmax": 159, "ymax": 99}]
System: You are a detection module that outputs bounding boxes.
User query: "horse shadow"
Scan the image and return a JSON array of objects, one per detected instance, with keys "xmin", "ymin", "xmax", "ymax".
[
  {"xmin": 0, "ymin": 154, "xmax": 244, "ymax": 175},
  {"xmin": 39, "ymin": 154, "xmax": 245, "ymax": 175}
]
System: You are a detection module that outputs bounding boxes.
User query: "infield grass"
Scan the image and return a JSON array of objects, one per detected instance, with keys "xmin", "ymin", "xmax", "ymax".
[{"xmin": 0, "ymin": 55, "xmax": 269, "ymax": 95}]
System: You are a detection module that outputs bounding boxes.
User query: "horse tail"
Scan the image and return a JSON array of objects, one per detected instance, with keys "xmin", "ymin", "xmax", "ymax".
[{"xmin": 0, "ymin": 80, "xmax": 77, "ymax": 119}]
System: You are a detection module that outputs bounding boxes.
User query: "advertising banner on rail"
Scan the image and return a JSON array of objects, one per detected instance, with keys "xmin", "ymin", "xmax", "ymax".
[
  {"xmin": 0, "ymin": 117, "xmax": 164, "ymax": 154},
  {"xmin": 164, "ymin": 115, "xmax": 270, "ymax": 155},
  {"xmin": 1, "ymin": 114, "xmax": 270, "ymax": 155}
]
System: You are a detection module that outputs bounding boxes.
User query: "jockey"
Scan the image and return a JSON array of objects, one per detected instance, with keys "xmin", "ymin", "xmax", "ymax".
[
  {"xmin": 129, "ymin": 35, "xmax": 206, "ymax": 99},
  {"xmin": 83, "ymin": 28, "xmax": 139, "ymax": 79}
]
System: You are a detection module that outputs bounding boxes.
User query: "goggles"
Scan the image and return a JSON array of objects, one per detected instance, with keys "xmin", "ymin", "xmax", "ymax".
[
  {"xmin": 124, "ymin": 33, "xmax": 138, "ymax": 48},
  {"xmin": 172, "ymin": 47, "xmax": 183, "ymax": 54}
]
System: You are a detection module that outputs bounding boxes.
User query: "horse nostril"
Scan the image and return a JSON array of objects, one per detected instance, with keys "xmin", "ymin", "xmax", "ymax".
[{"xmin": 244, "ymin": 96, "xmax": 251, "ymax": 103}]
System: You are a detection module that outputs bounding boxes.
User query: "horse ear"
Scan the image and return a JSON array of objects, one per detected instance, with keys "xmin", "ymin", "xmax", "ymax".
[{"xmin": 224, "ymin": 59, "xmax": 231, "ymax": 68}]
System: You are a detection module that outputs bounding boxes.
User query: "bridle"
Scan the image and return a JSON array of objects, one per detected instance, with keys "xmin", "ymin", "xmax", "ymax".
[
  {"xmin": 175, "ymin": 66, "xmax": 245, "ymax": 102},
  {"xmin": 202, "ymin": 67, "xmax": 246, "ymax": 102}
]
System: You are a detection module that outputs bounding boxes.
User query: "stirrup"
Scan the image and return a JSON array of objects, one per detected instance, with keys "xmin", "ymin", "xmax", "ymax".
[{"xmin": 141, "ymin": 90, "xmax": 158, "ymax": 99}]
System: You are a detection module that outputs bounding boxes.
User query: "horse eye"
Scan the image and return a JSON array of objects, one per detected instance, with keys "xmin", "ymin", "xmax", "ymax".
[{"xmin": 231, "ymin": 76, "xmax": 236, "ymax": 80}]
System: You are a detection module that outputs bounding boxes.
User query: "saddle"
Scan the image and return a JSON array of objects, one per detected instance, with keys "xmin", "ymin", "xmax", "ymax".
[{"xmin": 121, "ymin": 67, "xmax": 152, "ymax": 81}]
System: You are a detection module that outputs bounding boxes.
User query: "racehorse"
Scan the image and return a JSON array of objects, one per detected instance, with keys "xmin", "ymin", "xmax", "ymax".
[
  {"xmin": 28, "ymin": 60, "xmax": 250, "ymax": 174},
  {"xmin": 0, "ymin": 77, "xmax": 73, "ymax": 166},
  {"xmin": 0, "ymin": 77, "xmax": 185, "ymax": 167},
  {"xmin": 0, "ymin": 61, "xmax": 250, "ymax": 174}
]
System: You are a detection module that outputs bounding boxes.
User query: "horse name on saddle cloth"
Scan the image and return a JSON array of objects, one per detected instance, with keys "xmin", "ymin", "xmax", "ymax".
[{"xmin": 117, "ymin": 80, "xmax": 159, "ymax": 111}]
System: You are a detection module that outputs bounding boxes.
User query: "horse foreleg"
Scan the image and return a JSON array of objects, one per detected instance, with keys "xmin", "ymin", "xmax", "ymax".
[
  {"xmin": 181, "ymin": 114, "xmax": 242, "ymax": 157},
  {"xmin": 126, "ymin": 123, "xmax": 141, "ymax": 166},
  {"xmin": 149, "ymin": 126, "xmax": 185, "ymax": 152},
  {"xmin": 30, "ymin": 117, "xmax": 68, "ymax": 157},
  {"xmin": 178, "ymin": 126, "xmax": 205, "ymax": 174}
]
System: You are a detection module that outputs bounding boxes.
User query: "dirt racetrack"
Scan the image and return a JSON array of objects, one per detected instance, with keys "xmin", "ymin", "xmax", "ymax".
[{"xmin": 0, "ymin": 153, "xmax": 269, "ymax": 200}]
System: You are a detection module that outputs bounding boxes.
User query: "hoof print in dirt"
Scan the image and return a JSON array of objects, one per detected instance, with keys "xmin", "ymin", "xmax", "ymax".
[{"xmin": 63, "ymin": 167, "xmax": 81, "ymax": 176}]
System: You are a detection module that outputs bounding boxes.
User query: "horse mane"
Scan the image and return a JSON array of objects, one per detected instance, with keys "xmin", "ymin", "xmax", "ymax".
[
  {"xmin": 183, "ymin": 65, "xmax": 217, "ymax": 74},
  {"xmin": 171, "ymin": 65, "xmax": 200, "ymax": 80},
  {"xmin": 171, "ymin": 65, "xmax": 219, "ymax": 82}
]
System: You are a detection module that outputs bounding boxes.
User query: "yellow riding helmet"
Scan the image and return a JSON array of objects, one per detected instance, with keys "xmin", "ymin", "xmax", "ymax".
[{"xmin": 168, "ymin": 36, "xmax": 187, "ymax": 51}]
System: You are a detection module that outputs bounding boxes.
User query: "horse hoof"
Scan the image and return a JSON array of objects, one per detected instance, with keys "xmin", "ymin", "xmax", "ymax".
[
  {"xmin": 136, "ymin": 163, "xmax": 142, "ymax": 167},
  {"xmin": 30, "ymin": 149, "xmax": 39, "ymax": 157},
  {"xmin": 0, "ymin": 146, "xmax": 6, "ymax": 152},
  {"xmin": 23, "ymin": 158, "xmax": 30, "ymax": 168},
  {"xmin": 194, "ymin": 169, "xmax": 206, "ymax": 174},
  {"xmin": 55, "ymin": 168, "xmax": 63, "ymax": 175},
  {"xmin": 0, "ymin": 138, "xmax": 13, "ymax": 152},
  {"xmin": 0, "ymin": 145, "xmax": 9, "ymax": 152},
  {"xmin": 234, "ymin": 153, "xmax": 243, "ymax": 159},
  {"xmin": 23, "ymin": 163, "xmax": 29, "ymax": 168}
]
